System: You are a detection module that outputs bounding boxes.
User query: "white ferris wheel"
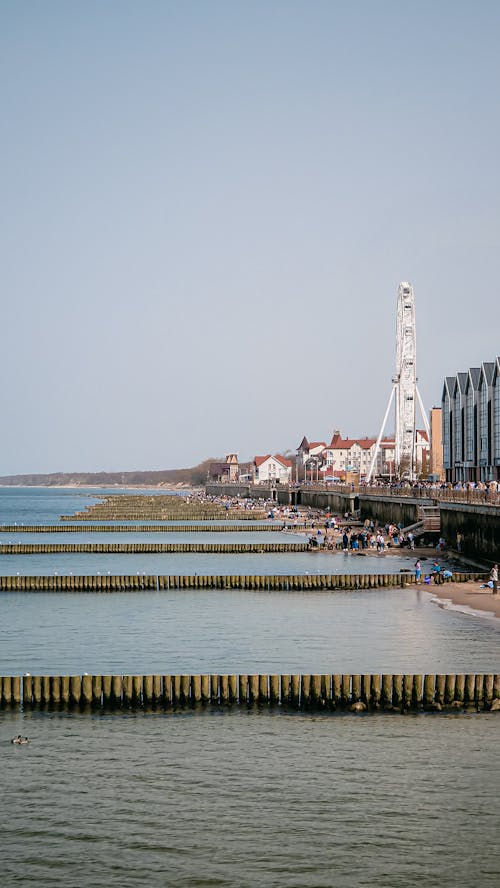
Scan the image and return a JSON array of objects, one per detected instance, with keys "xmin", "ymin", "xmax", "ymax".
[{"xmin": 366, "ymin": 283, "xmax": 430, "ymax": 482}]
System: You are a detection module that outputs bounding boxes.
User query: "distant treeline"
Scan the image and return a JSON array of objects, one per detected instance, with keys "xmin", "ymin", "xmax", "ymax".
[{"xmin": 0, "ymin": 459, "xmax": 215, "ymax": 488}]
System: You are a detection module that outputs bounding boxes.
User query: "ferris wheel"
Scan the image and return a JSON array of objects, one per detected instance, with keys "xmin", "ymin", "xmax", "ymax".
[{"xmin": 366, "ymin": 283, "xmax": 430, "ymax": 482}]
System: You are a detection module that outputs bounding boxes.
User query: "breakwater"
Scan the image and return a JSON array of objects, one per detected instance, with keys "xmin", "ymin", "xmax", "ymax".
[
  {"xmin": 60, "ymin": 495, "xmax": 267, "ymax": 521},
  {"xmin": 0, "ymin": 541, "xmax": 307, "ymax": 555},
  {"xmin": 1, "ymin": 672, "xmax": 498, "ymax": 711},
  {"xmin": 0, "ymin": 523, "xmax": 302, "ymax": 533},
  {"xmin": 0, "ymin": 571, "xmax": 484, "ymax": 591}
]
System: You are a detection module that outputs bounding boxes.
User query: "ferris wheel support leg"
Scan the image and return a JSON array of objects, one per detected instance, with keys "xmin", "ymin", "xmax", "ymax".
[
  {"xmin": 366, "ymin": 385, "xmax": 396, "ymax": 483},
  {"xmin": 416, "ymin": 385, "xmax": 430, "ymax": 437}
]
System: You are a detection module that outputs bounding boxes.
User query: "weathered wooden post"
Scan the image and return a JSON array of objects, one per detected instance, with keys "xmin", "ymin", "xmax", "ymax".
[
  {"xmin": 191, "ymin": 675, "xmax": 202, "ymax": 705},
  {"xmin": 102, "ymin": 675, "xmax": 112, "ymax": 707},
  {"xmin": 172, "ymin": 675, "xmax": 181, "ymax": 707},
  {"xmin": 403, "ymin": 675, "xmax": 413, "ymax": 709},
  {"xmin": 392, "ymin": 675, "xmax": 403, "ymax": 709},
  {"xmin": 300, "ymin": 674, "xmax": 311, "ymax": 708},
  {"xmin": 381, "ymin": 674, "xmax": 392, "ymax": 709},
  {"xmin": 361, "ymin": 674, "xmax": 371, "ymax": 706},
  {"xmin": 464, "ymin": 674, "xmax": 475, "ymax": 707},
  {"xmin": 210, "ymin": 674, "xmax": 219, "ymax": 705},
  {"xmin": 351, "ymin": 675, "xmax": 361, "ymax": 703},
  {"xmin": 180, "ymin": 675, "xmax": 190, "ymax": 707},
  {"xmin": 484, "ymin": 674, "xmax": 494, "ymax": 707},
  {"xmin": 332, "ymin": 674, "xmax": 342, "ymax": 708},
  {"xmin": 91, "ymin": 675, "xmax": 102, "ymax": 707},
  {"xmin": 310, "ymin": 674, "xmax": 322, "ymax": 707},
  {"xmin": 341, "ymin": 675, "xmax": 351, "ymax": 708},
  {"xmin": 269, "ymin": 675, "xmax": 280, "ymax": 706},
  {"xmin": 258, "ymin": 674, "xmax": 268, "ymax": 705},
  {"xmin": 454, "ymin": 674, "xmax": 465, "ymax": 705},
  {"xmin": 474, "ymin": 674, "xmax": 484, "ymax": 709},
  {"xmin": 132, "ymin": 675, "xmax": 143, "ymax": 706},
  {"xmin": 50, "ymin": 676, "xmax": 61, "ymax": 706},
  {"xmin": 23, "ymin": 674, "xmax": 33, "ymax": 707},
  {"xmin": 61, "ymin": 676, "xmax": 70, "ymax": 707},
  {"xmin": 82, "ymin": 674, "xmax": 92, "ymax": 706},
  {"xmin": 70, "ymin": 675, "xmax": 82, "ymax": 706},
  {"xmin": 1, "ymin": 676, "xmax": 12, "ymax": 705},
  {"xmin": 493, "ymin": 674, "xmax": 500, "ymax": 700},
  {"xmin": 31, "ymin": 676, "xmax": 42, "ymax": 705},
  {"xmin": 290, "ymin": 675, "xmax": 300, "ymax": 708},
  {"xmin": 248, "ymin": 675, "xmax": 259, "ymax": 705},
  {"xmin": 444, "ymin": 674, "xmax": 456, "ymax": 705},
  {"xmin": 280, "ymin": 674, "xmax": 290, "ymax": 706},
  {"xmin": 201, "ymin": 675, "xmax": 210, "ymax": 706},
  {"xmin": 143, "ymin": 675, "xmax": 153, "ymax": 706},
  {"xmin": 220, "ymin": 675, "xmax": 229, "ymax": 706},
  {"xmin": 163, "ymin": 676, "xmax": 173, "ymax": 707},
  {"xmin": 111, "ymin": 675, "xmax": 123, "ymax": 707},
  {"xmin": 123, "ymin": 675, "xmax": 133, "ymax": 707},
  {"xmin": 238, "ymin": 674, "xmax": 247, "ymax": 706},
  {"xmin": 41, "ymin": 676, "xmax": 51, "ymax": 705},
  {"xmin": 321, "ymin": 674, "xmax": 330, "ymax": 706},
  {"xmin": 12, "ymin": 676, "xmax": 21, "ymax": 707},
  {"xmin": 228, "ymin": 675, "xmax": 238, "ymax": 704},
  {"xmin": 412, "ymin": 674, "xmax": 423, "ymax": 708},
  {"xmin": 423, "ymin": 675, "xmax": 435, "ymax": 708},
  {"xmin": 435, "ymin": 675, "xmax": 446, "ymax": 706}
]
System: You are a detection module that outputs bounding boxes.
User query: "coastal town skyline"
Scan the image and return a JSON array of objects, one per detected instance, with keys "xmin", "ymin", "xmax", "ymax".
[{"xmin": 2, "ymin": 2, "xmax": 499, "ymax": 474}]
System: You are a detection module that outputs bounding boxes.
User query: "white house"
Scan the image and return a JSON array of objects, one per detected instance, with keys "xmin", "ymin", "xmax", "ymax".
[{"xmin": 254, "ymin": 454, "xmax": 293, "ymax": 484}]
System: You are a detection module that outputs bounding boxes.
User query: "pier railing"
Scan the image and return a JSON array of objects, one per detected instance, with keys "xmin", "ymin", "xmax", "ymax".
[{"xmin": 301, "ymin": 483, "xmax": 500, "ymax": 507}]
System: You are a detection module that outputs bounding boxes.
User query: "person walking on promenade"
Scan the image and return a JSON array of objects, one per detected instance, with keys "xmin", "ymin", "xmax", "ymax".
[
  {"xmin": 490, "ymin": 563, "xmax": 498, "ymax": 595},
  {"xmin": 415, "ymin": 559, "xmax": 421, "ymax": 583}
]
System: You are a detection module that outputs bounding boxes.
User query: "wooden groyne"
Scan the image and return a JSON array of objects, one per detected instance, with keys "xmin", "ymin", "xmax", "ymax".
[
  {"xmin": 0, "ymin": 571, "xmax": 485, "ymax": 592},
  {"xmin": 0, "ymin": 541, "xmax": 307, "ymax": 555},
  {"xmin": 1, "ymin": 673, "xmax": 498, "ymax": 712},
  {"xmin": 61, "ymin": 511, "xmax": 268, "ymax": 521},
  {"xmin": 0, "ymin": 523, "xmax": 304, "ymax": 534},
  {"xmin": 60, "ymin": 496, "xmax": 267, "ymax": 522}
]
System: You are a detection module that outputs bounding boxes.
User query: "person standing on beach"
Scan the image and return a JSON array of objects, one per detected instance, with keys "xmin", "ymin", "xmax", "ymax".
[{"xmin": 490, "ymin": 563, "xmax": 498, "ymax": 595}]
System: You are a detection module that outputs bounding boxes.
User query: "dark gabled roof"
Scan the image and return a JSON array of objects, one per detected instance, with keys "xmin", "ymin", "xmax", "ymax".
[
  {"xmin": 453, "ymin": 372, "xmax": 468, "ymax": 397},
  {"xmin": 482, "ymin": 362, "xmax": 495, "ymax": 386},
  {"xmin": 467, "ymin": 367, "xmax": 481, "ymax": 391},
  {"xmin": 479, "ymin": 361, "xmax": 495, "ymax": 388},
  {"xmin": 442, "ymin": 376, "xmax": 455, "ymax": 400}
]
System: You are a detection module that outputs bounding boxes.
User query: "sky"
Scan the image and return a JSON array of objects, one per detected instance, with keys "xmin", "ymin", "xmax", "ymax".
[{"xmin": 1, "ymin": 1, "xmax": 499, "ymax": 474}]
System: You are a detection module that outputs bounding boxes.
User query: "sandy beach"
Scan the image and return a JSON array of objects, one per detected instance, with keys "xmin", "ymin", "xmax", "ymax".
[{"xmin": 418, "ymin": 580, "xmax": 500, "ymax": 620}]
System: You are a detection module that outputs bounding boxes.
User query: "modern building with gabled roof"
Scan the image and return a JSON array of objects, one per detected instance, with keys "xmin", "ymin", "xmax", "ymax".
[{"xmin": 442, "ymin": 359, "xmax": 500, "ymax": 482}]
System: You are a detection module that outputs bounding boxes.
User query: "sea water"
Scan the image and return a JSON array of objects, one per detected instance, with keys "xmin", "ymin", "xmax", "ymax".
[{"xmin": 1, "ymin": 488, "xmax": 498, "ymax": 888}]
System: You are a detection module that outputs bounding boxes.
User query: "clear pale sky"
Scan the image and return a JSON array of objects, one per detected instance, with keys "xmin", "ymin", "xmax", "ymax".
[{"xmin": 1, "ymin": 1, "xmax": 499, "ymax": 473}]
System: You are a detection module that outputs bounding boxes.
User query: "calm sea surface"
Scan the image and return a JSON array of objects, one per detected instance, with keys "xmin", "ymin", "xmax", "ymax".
[
  {"xmin": 1, "ymin": 488, "xmax": 498, "ymax": 887},
  {"xmin": 1, "ymin": 709, "xmax": 499, "ymax": 888}
]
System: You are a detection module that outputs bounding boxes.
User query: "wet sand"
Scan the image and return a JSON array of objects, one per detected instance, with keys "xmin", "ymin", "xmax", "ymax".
[{"xmin": 421, "ymin": 581, "xmax": 500, "ymax": 620}]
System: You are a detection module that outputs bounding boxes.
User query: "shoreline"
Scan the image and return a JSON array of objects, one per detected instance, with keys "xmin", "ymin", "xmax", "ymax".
[{"xmin": 422, "ymin": 580, "xmax": 500, "ymax": 620}]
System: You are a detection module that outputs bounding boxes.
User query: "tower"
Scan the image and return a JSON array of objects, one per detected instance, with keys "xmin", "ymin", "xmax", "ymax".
[{"xmin": 366, "ymin": 283, "xmax": 429, "ymax": 482}]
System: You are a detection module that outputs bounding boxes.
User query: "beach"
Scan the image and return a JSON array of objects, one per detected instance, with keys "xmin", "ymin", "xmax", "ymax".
[{"xmin": 424, "ymin": 580, "xmax": 500, "ymax": 619}]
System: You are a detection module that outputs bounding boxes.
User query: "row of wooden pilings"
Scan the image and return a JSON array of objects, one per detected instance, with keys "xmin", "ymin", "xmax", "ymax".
[
  {"xmin": 1, "ymin": 673, "xmax": 499, "ymax": 711},
  {"xmin": 0, "ymin": 572, "xmax": 485, "ymax": 592},
  {"xmin": 61, "ymin": 510, "xmax": 267, "ymax": 521},
  {"xmin": 0, "ymin": 541, "xmax": 308, "ymax": 555},
  {"xmin": 0, "ymin": 523, "xmax": 301, "ymax": 534}
]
